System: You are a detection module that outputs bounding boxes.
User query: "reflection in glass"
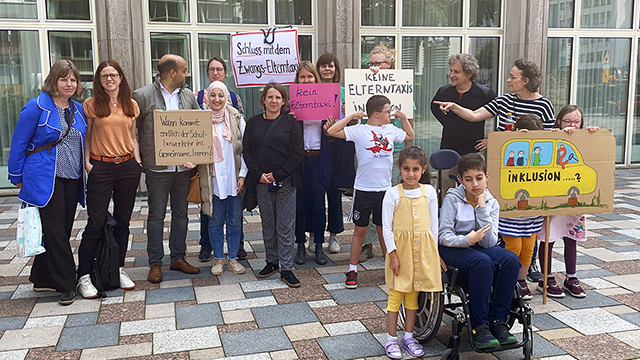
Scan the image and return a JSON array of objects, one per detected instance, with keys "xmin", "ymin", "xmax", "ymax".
[
  {"xmin": 469, "ymin": 0, "xmax": 501, "ymax": 27},
  {"xmin": 549, "ymin": 0, "xmax": 574, "ymax": 28},
  {"xmin": 149, "ymin": 0, "xmax": 188, "ymax": 22},
  {"xmin": 402, "ymin": 0, "xmax": 461, "ymax": 27},
  {"xmin": 150, "ymin": 33, "xmax": 191, "ymax": 88},
  {"xmin": 197, "ymin": 0, "xmax": 267, "ymax": 24},
  {"xmin": 48, "ymin": 31, "xmax": 93, "ymax": 97},
  {"xmin": 361, "ymin": 0, "xmax": 394, "ymax": 26},
  {"xmin": 275, "ymin": 0, "xmax": 311, "ymax": 25},
  {"xmin": 401, "ymin": 36, "xmax": 462, "ymax": 155},
  {"xmin": 469, "ymin": 37, "xmax": 500, "ymax": 92},
  {"xmin": 360, "ymin": 36, "xmax": 395, "ymax": 68},
  {"xmin": 298, "ymin": 34, "xmax": 312, "ymax": 61},
  {"xmin": 632, "ymin": 40, "xmax": 640, "ymax": 164},
  {"xmin": 576, "ymin": 38, "xmax": 630, "ymax": 163},
  {"xmin": 46, "ymin": 0, "xmax": 90, "ymax": 20},
  {"xmin": 580, "ymin": 0, "xmax": 631, "ymax": 29},
  {"xmin": 0, "ymin": 30, "xmax": 41, "ymax": 186},
  {"xmin": 545, "ymin": 37, "xmax": 573, "ymax": 110},
  {"xmin": 0, "ymin": 0, "xmax": 37, "ymax": 19}
]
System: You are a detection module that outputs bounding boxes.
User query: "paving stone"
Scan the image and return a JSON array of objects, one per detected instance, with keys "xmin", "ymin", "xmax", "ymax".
[
  {"xmin": 316, "ymin": 333, "xmax": 385, "ymax": 360},
  {"xmin": 153, "ymin": 326, "xmax": 221, "ymax": 354},
  {"xmin": 0, "ymin": 291, "xmax": 13, "ymax": 300},
  {"xmin": 10, "ymin": 284, "xmax": 60, "ymax": 300},
  {"xmin": 0, "ymin": 316, "xmax": 27, "ymax": 331},
  {"xmin": 328, "ymin": 286, "xmax": 387, "ymax": 305},
  {"xmin": 222, "ymin": 309, "xmax": 254, "ymax": 324},
  {"xmin": 269, "ymin": 348, "xmax": 297, "ymax": 360},
  {"xmin": 145, "ymin": 303, "xmax": 175, "ymax": 319},
  {"xmin": 0, "ymin": 326, "xmax": 63, "ymax": 351},
  {"xmin": 579, "ymin": 277, "xmax": 617, "ymax": 289},
  {"xmin": 65, "ymin": 312, "xmax": 98, "ymax": 327},
  {"xmin": 146, "ymin": 286, "xmax": 195, "ymax": 305},
  {"xmin": 119, "ymin": 333, "xmax": 153, "ymax": 345},
  {"xmin": 313, "ymin": 302, "xmax": 385, "ymax": 324},
  {"xmin": 619, "ymin": 312, "xmax": 640, "ymax": 327},
  {"xmin": 494, "ymin": 332, "xmax": 565, "ymax": 359},
  {"xmin": 291, "ymin": 339, "xmax": 326, "ymax": 359},
  {"xmin": 552, "ymin": 333, "xmax": 640, "ymax": 360},
  {"xmin": 176, "ymin": 303, "xmax": 223, "ymax": 329},
  {"xmin": 610, "ymin": 329, "xmax": 640, "ymax": 350},
  {"xmin": 188, "ymin": 347, "xmax": 225, "ymax": 360},
  {"xmin": 575, "ymin": 268, "xmax": 618, "ymax": 278},
  {"xmin": 57, "ymin": 323, "xmax": 119, "ymax": 351},
  {"xmin": 217, "ymin": 268, "xmax": 258, "ymax": 285},
  {"xmin": 323, "ymin": 320, "xmax": 367, "ymax": 336},
  {"xmin": 120, "ymin": 317, "xmax": 176, "ymax": 336},
  {"xmin": 79, "ymin": 342, "xmax": 152, "ymax": 359},
  {"xmin": 283, "ymin": 322, "xmax": 329, "ymax": 342},
  {"xmin": 252, "ymin": 302, "xmax": 318, "ymax": 328},
  {"xmin": 307, "ymin": 299, "xmax": 337, "ymax": 308},
  {"xmin": 551, "ymin": 290, "xmax": 620, "ymax": 309},
  {"xmin": 194, "ymin": 284, "xmax": 245, "ymax": 304},
  {"xmin": 217, "ymin": 321, "xmax": 260, "ymax": 334},
  {"xmin": 124, "ymin": 290, "xmax": 146, "ymax": 303},
  {"xmin": 0, "ymin": 298, "xmax": 37, "ymax": 317},
  {"xmin": 537, "ymin": 327, "xmax": 583, "ymax": 341},
  {"xmin": 30, "ymin": 299, "xmax": 100, "ymax": 317},
  {"xmin": 245, "ymin": 290, "xmax": 272, "ymax": 299},
  {"xmin": 219, "ymin": 296, "xmax": 278, "ymax": 311},
  {"xmin": 97, "ymin": 301, "xmax": 145, "ymax": 324},
  {"xmin": 550, "ymin": 308, "xmax": 639, "ymax": 335},
  {"xmin": 531, "ymin": 313, "xmax": 568, "ymax": 330},
  {"xmin": 23, "ymin": 315, "xmax": 66, "ymax": 329},
  {"xmin": 603, "ymin": 273, "xmax": 640, "ymax": 292},
  {"xmin": 240, "ymin": 279, "xmax": 288, "ymax": 292},
  {"xmin": 321, "ymin": 273, "xmax": 345, "ymax": 284},
  {"xmin": 220, "ymin": 327, "xmax": 292, "ymax": 357},
  {"xmin": 607, "ymin": 245, "xmax": 640, "ymax": 253},
  {"xmin": 272, "ymin": 283, "xmax": 333, "ymax": 304},
  {"xmin": 159, "ymin": 279, "xmax": 193, "ymax": 289}
]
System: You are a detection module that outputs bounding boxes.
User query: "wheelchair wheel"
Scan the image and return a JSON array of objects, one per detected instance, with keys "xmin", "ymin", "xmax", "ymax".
[
  {"xmin": 523, "ymin": 336, "xmax": 533, "ymax": 360},
  {"xmin": 399, "ymin": 291, "xmax": 444, "ymax": 343},
  {"xmin": 440, "ymin": 348, "xmax": 458, "ymax": 360}
]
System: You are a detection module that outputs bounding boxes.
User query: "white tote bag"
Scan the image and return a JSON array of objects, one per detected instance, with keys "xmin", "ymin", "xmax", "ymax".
[{"xmin": 16, "ymin": 203, "xmax": 45, "ymax": 257}]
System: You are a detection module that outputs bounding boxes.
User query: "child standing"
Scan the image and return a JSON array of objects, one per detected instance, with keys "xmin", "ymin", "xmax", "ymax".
[
  {"xmin": 382, "ymin": 146, "xmax": 441, "ymax": 359},
  {"xmin": 537, "ymin": 104, "xmax": 599, "ymax": 298},
  {"xmin": 327, "ymin": 95, "xmax": 414, "ymax": 289}
]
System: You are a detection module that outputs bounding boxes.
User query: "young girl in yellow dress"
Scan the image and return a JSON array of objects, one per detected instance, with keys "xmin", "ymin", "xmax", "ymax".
[{"xmin": 382, "ymin": 146, "xmax": 442, "ymax": 359}]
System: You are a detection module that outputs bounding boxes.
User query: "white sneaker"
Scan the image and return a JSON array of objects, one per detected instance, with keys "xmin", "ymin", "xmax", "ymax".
[
  {"xmin": 119, "ymin": 268, "xmax": 135, "ymax": 290},
  {"xmin": 77, "ymin": 274, "xmax": 98, "ymax": 299},
  {"xmin": 329, "ymin": 236, "xmax": 340, "ymax": 254}
]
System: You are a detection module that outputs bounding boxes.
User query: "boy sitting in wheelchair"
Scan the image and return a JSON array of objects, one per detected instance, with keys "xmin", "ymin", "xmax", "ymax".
[{"xmin": 438, "ymin": 153, "xmax": 521, "ymax": 349}]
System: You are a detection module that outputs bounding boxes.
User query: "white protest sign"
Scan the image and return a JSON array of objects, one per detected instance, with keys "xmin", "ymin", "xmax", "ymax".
[
  {"xmin": 231, "ymin": 28, "xmax": 300, "ymax": 87},
  {"xmin": 344, "ymin": 69, "xmax": 414, "ymax": 118}
]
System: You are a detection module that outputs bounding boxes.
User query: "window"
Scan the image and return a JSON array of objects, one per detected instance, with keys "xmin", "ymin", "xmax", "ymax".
[
  {"xmin": 469, "ymin": 37, "xmax": 500, "ymax": 91},
  {"xmin": 196, "ymin": 0, "xmax": 267, "ymax": 24},
  {"xmin": 149, "ymin": 0, "xmax": 189, "ymax": 22},
  {"xmin": 275, "ymin": 0, "xmax": 311, "ymax": 25},
  {"xmin": 0, "ymin": 0, "xmax": 37, "ymax": 19},
  {"xmin": 150, "ymin": 32, "xmax": 191, "ymax": 87},
  {"xmin": 46, "ymin": 0, "xmax": 90, "ymax": 20},
  {"xmin": 545, "ymin": 38, "xmax": 572, "ymax": 111},
  {"xmin": 48, "ymin": 31, "xmax": 94, "ymax": 96},
  {"xmin": 360, "ymin": 36, "xmax": 395, "ymax": 68},
  {"xmin": 631, "ymin": 40, "xmax": 640, "ymax": 164},
  {"xmin": 469, "ymin": 0, "xmax": 500, "ymax": 27},
  {"xmin": 402, "ymin": 0, "xmax": 461, "ymax": 27},
  {"xmin": 581, "ymin": 0, "xmax": 632, "ymax": 29},
  {"xmin": 361, "ymin": 0, "xmax": 394, "ymax": 26}
]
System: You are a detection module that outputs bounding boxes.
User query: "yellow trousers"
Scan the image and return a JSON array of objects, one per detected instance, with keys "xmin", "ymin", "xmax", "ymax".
[
  {"xmin": 387, "ymin": 289, "xmax": 419, "ymax": 312},
  {"xmin": 503, "ymin": 234, "xmax": 537, "ymax": 266}
]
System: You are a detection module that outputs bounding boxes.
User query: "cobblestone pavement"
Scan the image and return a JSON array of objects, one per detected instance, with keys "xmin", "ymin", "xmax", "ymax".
[{"xmin": 0, "ymin": 170, "xmax": 639, "ymax": 359}]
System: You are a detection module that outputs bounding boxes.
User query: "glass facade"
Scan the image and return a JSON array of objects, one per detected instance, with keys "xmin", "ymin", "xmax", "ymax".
[
  {"xmin": 149, "ymin": 0, "xmax": 189, "ymax": 22},
  {"xmin": 46, "ymin": 0, "xmax": 90, "ymax": 20},
  {"xmin": 0, "ymin": 0, "xmax": 37, "ymax": 19},
  {"xmin": 196, "ymin": 0, "xmax": 267, "ymax": 24}
]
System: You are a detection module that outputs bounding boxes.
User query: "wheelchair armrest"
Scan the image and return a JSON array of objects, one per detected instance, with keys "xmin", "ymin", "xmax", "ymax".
[{"xmin": 443, "ymin": 267, "xmax": 459, "ymax": 292}]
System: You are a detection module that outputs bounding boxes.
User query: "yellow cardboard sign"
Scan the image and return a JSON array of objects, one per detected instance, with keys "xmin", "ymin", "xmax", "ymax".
[
  {"xmin": 487, "ymin": 129, "xmax": 615, "ymax": 217},
  {"xmin": 153, "ymin": 110, "xmax": 214, "ymax": 166}
]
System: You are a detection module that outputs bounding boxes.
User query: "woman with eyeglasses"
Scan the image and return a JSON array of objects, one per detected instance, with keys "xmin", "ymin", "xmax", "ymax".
[{"xmin": 76, "ymin": 59, "xmax": 142, "ymax": 299}]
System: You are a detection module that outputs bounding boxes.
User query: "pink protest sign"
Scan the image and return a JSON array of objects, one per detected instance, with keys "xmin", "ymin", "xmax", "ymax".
[{"xmin": 289, "ymin": 83, "xmax": 341, "ymax": 121}]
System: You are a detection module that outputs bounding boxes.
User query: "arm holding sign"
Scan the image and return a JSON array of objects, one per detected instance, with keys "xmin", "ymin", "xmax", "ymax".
[{"xmin": 327, "ymin": 111, "xmax": 365, "ymax": 139}]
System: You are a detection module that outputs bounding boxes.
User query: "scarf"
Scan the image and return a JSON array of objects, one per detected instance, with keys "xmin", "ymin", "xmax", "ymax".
[{"xmin": 205, "ymin": 81, "xmax": 232, "ymax": 163}]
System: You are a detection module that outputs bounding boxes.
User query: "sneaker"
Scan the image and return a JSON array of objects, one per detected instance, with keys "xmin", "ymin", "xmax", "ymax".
[
  {"xmin": 280, "ymin": 270, "xmax": 301, "ymax": 288},
  {"xmin": 345, "ymin": 270, "xmax": 358, "ymax": 289},
  {"xmin": 401, "ymin": 337, "xmax": 425, "ymax": 357},
  {"xmin": 328, "ymin": 236, "xmax": 341, "ymax": 254},
  {"xmin": 472, "ymin": 324, "xmax": 500, "ymax": 349},
  {"xmin": 518, "ymin": 279, "xmax": 533, "ymax": 300},
  {"xmin": 527, "ymin": 263, "xmax": 542, "ymax": 282},
  {"xmin": 361, "ymin": 243, "xmax": 374, "ymax": 258},
  {"xmin": 198, "ymin": 246, "xmax": 212, "ymax": 262},
  {"xmin": 211, "ymin": 262, "xmax": 224, "ymax": 276},
  {"xmin": 119, "ymin": 268, "xmax": 135, "ymax": 290},
  {"xmin": 258, "ymin": 261, "xmax": 279, "ymax": 278},
  {"xmin": 384, "ymin": 338, "xmax": 402, "ymax": 359},
  {"xmin": 489, "ymin": 320, "xmax": 517, "ymax": 345},
  {"xmin": 537, "ymin": 276, "xmax": 566, "ymax": 298},
  {"xmin": 563, "ymin": 277, "xmax": 586, "ymax": 298},
  {"xmin": 236, "ymin": 244, "xmax": 248, "ymax": 261},
  {"xmin": 228, "ymin": 261, "xmax": 246, "ymax": 275},
  {"xmin": 76, "ymin": 274, "xmax": 98, "ymax": 299},
  {"xmin": 58, "ymin": 290, "xmax": 75, "ymax": 306}
]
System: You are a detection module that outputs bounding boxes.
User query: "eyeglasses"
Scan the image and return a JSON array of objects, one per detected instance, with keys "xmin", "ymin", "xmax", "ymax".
[
  {"xmin": 507, "ymin": 75, "xmax": 521, "ymax": 81},
  {"xmin": 100, "ymin": 73, "xmax": 120, "ymax": 80},
  {"xmin": 561, "ymin": 119, "xmax": 582, "ymax": 126},
  {"xmin": 208, "ymin": 67, "xmax": 225, "ymax": 73},
  {"xmin": 368, "ymin": 61, "xmax": 389, "ymax": 67}
]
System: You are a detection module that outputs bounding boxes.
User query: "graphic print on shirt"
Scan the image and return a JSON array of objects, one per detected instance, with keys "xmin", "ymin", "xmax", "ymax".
[{"xmin": 365, "ymin": 131, "xmax": 392, "ymax": 154}]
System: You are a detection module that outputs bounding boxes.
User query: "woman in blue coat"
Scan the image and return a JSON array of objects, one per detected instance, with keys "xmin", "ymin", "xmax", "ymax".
[{"xmin": 8, "ymin": 59, "xmax": 87, "ymax": 306}]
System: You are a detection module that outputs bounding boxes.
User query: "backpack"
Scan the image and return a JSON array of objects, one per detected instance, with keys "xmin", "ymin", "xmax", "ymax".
[{"xmin": 90, "ymin": 213, "xmax": 120, "ymax": 297}]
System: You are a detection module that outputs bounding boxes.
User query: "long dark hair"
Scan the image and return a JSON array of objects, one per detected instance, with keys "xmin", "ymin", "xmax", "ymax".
[{"xmin": 92, "ymin": 59, "xmax": 135, "ymax": 118}]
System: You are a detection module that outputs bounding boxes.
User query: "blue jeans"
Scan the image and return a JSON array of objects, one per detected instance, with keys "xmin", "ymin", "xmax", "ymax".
[
  {"xmin": 296, "ymin": 154, "xmax": 327, "ymax": 244},
  {"xmin": 201, "ymin": 207, "xmax": 245, "ymax": 251},
  {"xmin": 438, "ymin": 245, "xmax": 520, "ymax": 329},
  {"xmin": 208, "ymin": 194, "xmax": 242, "ymax": 260}
]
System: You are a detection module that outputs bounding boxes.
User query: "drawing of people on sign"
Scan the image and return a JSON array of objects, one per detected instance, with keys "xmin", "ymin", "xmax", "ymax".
[
  {"xmin": 506, "ymin": 150, "xmax": 515, "ymax": 166},
  {"xmin": 516, "ymin": 150, "xmax": 526, "ymax": 166},
  {"xmin": 532, "ymin": 146, "xmax": 541, "ymax": 165}
]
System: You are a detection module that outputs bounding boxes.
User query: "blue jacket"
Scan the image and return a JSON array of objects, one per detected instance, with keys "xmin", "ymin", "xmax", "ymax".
[{"xmin": 8, "ymin": 92, "xmax": 87, "ymax": 207}]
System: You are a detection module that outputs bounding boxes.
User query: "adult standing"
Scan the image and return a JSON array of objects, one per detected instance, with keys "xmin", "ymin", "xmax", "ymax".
[
  {"xmin": 430, "ymin": 54, "xmax": 496, "ymax": 196},
  {"xmin": 8, "ymin": 59, "xmax": 87, "ymax": 305},
  {"xmin": 293, "ymin": 61, "xmax": 331, "ymax": 265},
  {"xmin": 133, "ymin": 54, "xmax": 201, "ymax": 284},
  {"xmin": 243, "ymin": 82, "xmax": 304, "ymax": 287},
  {"xmin": 317, "ymin": 53, "xmax": 348, "ymax": 255},
  {"xmin": 196, "ymin": 56, "xmax": 248, "ymax": 262},
  {"xmin": 76, "ymin": 60, "xmax": 141, "ymax": 298}
]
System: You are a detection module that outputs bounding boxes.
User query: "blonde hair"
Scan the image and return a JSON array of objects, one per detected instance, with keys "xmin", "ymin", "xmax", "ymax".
[{"xmin": 370, "ymin": 44, "xmax": 395, "ymax": 68}]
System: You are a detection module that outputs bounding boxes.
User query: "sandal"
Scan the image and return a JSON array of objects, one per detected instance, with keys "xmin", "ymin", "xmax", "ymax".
[
  {"xmin": 402, "ymin": 336, "xmax": 425, "ymax": 357},
  {"xmin": 384, "ymin": 338, "xmax": 402, "ymax": 359}
]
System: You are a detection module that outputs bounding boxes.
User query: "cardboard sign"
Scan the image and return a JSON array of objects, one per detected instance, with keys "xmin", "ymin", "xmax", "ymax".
[
  {"xmin": 153, "ymin": 110, "xmax": 214, "ymax": 166},
  {"xmin": 289, "ymin": 83, "xmax": 341, "ymax": 121},
  {"xmin": 230, "ymin": 28, "xmax": 300, "ymax": 87},
  {"xmin": 344, "ymin": 69, "xmax": 414, "ymax": 118},
  {"xmin": 487, "ymin": 129, "xmax": 615, "ymax": 217}
]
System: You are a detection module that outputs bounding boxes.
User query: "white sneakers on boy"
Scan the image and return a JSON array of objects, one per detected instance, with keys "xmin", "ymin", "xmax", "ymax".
[
  {"xmin": 119, "ymin": 268, "xmax": 136, "ymax": 290},
  {"xmin": 77, "ymin": 274, "xmax": 98, "ymax": 299}
]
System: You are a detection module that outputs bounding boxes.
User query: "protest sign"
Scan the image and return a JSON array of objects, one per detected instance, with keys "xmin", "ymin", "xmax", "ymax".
[
  {"xmin": 231, "ymin": 28, "xmax": 300, "ymax": 87},
  {"xmin": 487, "ymin": 129, "xmax": 615, "ymax": 217},
  {"xmin": 153, "ymin": 110, "xmax": 214, "ymax": 166},
  {"xmin": 289, "ymin": 83, "xmax": 341, "ymax": 121},
  {"xmin": 344, "ymin": 69, "xmax": 414, "ymax": 118}
]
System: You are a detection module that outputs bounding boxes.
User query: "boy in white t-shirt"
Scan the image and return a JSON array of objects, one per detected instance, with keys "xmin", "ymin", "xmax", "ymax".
[{"xmin": 327, "ymin": 95, "xmax": 415, "ymax": 289}]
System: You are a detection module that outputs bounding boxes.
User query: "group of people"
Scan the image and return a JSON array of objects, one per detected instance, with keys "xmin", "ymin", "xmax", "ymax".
[{"xmin": 8, "ymin": 46, "xmax": 598, "ymax": 359}]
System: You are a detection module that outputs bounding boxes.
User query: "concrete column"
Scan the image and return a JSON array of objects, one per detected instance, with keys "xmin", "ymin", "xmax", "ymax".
[
  {"xmin": 317, "ymin": 0, "xmax": 360, "ymax": 76},
  {"xmin": 94, "ymin": 0, "xmax": 146, "ymax": 90},
  {"xmin": 503, "ymin": 0, "xmax": 549, "ymax": 91}
]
